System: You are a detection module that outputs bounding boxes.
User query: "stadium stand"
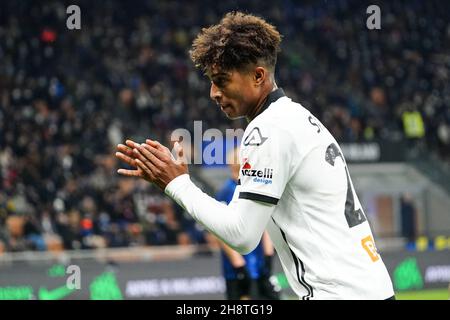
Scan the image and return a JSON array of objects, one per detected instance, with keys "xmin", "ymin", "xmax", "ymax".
[{"xmin": 0, "ymin": 0, "xmax": 449, "ymax": 252}]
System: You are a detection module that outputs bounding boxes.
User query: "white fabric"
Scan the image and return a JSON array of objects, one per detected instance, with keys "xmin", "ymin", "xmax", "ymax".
[
  {"xmin": 165, "ymin": 93, "xmax": 395, "ymax": 300},
  {"xmin": 165, "ymin": 174, "xmax": 275, "ymax": 254},
  {"xmin": 237, "ymin": 95, "xmax": 394, "ymax": 300}
]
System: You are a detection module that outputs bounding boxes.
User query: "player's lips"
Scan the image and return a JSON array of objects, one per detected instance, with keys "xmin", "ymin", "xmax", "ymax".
[{"xmin": 220, "ymin": 104, "xmax": 232, "ymax": 111}]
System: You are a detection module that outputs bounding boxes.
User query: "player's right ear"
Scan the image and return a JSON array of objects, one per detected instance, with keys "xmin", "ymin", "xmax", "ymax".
[{"xmin": 254, "ymin": 67, "xmax": 266, "ymax": 86}]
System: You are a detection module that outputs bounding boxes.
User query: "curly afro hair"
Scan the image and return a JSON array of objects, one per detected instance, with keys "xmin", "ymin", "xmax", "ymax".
[{"xmin": 190, "ymin": 11, "xmax": 282, "ymax": 73}]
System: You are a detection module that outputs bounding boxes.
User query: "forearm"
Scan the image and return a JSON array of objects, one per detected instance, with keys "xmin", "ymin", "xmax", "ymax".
[
  {"xmin": 262, "ymin": 231, "xmax": 275, "ymax": 256},
  {"xmin": 165, "ymin": 174, "xmax": 274, "ymax": 254}
]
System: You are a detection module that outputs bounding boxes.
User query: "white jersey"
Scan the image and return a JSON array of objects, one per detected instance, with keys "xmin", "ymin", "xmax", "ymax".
[{"xmin": 236, "ymin": 88, "xmax": 394, "ymax": 300}]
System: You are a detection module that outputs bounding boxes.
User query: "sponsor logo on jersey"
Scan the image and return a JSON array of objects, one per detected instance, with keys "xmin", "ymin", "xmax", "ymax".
[
  {"xmin": 241, "ymin": 160, "xmax": 273, "ymax": 185},
  {"xmin": 242, "ymin": 159, "xmax": 252, "ymax": 169},
  {"xmin": 243, "ymin": 127, "xmax": 268, "ymax": 146}
]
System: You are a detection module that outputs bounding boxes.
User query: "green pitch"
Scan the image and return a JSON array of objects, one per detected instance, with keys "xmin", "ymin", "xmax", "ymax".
[
  {"xmin": 395, "ymin": 288, "xmax": 449, "ymax": 300},
  {"xmin": 281, "ymin": 288, "xmax": 449, "ymax": 300}
]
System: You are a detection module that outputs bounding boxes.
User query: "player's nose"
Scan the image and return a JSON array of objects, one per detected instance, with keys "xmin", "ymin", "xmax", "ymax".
[{"xmin": 210, "ymin": 82, "xmax": 222, "ymax": 104}]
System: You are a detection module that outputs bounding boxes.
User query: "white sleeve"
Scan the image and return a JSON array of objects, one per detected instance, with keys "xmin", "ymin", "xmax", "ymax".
[
  {"xmin": 165, "ymin": 174, "xmax": 275, "ymax": 254},
  {"xmin": 238, "ymin": 121, "xmax": 294, "ymax": 204}
]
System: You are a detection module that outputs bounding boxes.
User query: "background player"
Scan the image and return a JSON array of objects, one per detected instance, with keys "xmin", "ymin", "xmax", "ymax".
[{"xmin": 216, "ymin": 147, "xmax": 279, "ymax": 300}]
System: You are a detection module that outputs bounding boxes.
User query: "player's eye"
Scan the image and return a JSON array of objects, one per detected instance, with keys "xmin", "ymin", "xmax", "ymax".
[{"xmin": 213, "ymin": 78, "xmax": 227, "ymax": 88}]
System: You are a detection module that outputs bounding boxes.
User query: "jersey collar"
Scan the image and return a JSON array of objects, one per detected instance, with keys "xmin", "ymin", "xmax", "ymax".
[{"xmin": 249, "ymin": 88, "xmax": 286, "ymax": 122}]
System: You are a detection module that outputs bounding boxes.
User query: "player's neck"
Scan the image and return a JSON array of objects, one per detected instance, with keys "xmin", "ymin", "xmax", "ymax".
[{"xmin": 246, "ymin": 83, "xmax": 278, "ymax": 122}]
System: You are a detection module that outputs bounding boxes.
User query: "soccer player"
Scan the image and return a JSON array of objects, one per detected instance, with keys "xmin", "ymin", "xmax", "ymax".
[
  {"xmin": 216, "ymin": 147, "xmax": 279, "ymax": 300},
  {"xmin": 116, "ymin": 12, "xmax": 395, "ymax": 300}
]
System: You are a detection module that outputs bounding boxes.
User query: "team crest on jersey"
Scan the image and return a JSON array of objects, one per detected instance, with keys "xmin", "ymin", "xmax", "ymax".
[
  {"xmin": 241, "ymin": 159, "xmax": 273, "ymax": 185},
  {"xmin": 243, "ymin": 127, "xmax": 268, "ymax": 146}
]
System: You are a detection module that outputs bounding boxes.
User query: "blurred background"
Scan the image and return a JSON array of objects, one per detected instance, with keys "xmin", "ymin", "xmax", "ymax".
[{"xmin": 0, "ymin": 0, "xmax": 449, "ymax": 300}]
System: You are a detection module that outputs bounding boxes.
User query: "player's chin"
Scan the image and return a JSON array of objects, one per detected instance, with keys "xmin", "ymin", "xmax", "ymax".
[{"xmin": 222, "ymin": 108, "xmax": 241, "ymax": 120}]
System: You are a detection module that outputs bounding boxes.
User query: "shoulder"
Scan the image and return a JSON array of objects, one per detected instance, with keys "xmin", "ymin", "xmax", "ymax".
[
  {"xmin": 243, "ymin": 97, "xmax": 316, "ymax": 148},
  {"xmin": 252, "ymin": 97, "xmax": 317, "ymax": 133},
  {"xmin": 243, "ymin": 98, "xmax": 295, "ymax": 144},
  {"xmin": 242, "ymin": 117, "xmax": 291, "ymax": 153},
  {"xmin": 243, "ymin": 96, "xmax": 332, "ymax": 163}
]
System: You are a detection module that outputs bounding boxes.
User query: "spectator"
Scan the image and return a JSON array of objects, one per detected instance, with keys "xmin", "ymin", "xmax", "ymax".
[
  {"xmin": 400, "ymin": 193, "xmax": 418, "ymax": 245},
  {"xmin": 0, "ymin": 0, "xmax": 449, "ymax": 251}
]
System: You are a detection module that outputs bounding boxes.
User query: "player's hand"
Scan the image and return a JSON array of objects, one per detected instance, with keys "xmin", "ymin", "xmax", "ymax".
[
  {"xmin": 115, "ymin": 140, "xmax": 152, "ymax": 183},
  {"xmin": 115, "ymin": 139, "xmax": 188, "ymax": 190}
]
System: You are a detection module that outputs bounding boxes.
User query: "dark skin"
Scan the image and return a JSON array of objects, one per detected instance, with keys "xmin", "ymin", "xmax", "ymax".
[{"xmin": 115, "ymin": 64, "xmax": 277, "ymax": 190}]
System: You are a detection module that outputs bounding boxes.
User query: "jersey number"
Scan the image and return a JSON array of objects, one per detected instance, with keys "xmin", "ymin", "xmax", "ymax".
[{"xmin": 325, "ymin": 143, "xmax": 367, "ymax": 228}]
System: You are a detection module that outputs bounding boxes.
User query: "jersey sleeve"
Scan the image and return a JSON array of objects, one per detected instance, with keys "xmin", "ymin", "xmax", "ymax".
[{"xmin": 238, "ymin": 121, "xmax": 294, "ymax": 205}]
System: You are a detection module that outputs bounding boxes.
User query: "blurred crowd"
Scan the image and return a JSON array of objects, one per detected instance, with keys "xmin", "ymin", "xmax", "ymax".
[{"xmin": 0, "ymin": 0, "xmax": 449, "ymax": 252}]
